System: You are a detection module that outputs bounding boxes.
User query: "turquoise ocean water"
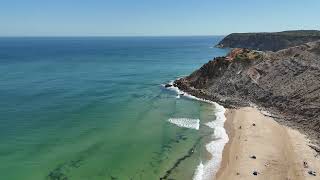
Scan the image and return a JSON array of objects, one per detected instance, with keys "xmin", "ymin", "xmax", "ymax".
[{"xmin": 0, "ymin": 37, "xmax": 229, "ymax": 180}]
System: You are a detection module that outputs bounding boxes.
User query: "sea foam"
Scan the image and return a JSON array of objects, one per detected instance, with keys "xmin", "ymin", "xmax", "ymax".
[
  {"xmin": 164, "ymin": 80, "xmax": 229, "ymax": 180},
  {"xmin": 196, "ymin": 103, "xmax": 228, "ymax": 180},
  {"xmin": 193, "ymin": 162, "xmax": 204, "ymax": 180},
  {"xmin": 168, "ymin": 118, "xmax": 200, "ymax": 130}
]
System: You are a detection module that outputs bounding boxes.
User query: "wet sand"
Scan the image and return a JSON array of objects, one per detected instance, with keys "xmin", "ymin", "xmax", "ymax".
[{"xmin": 215, "ymin": 107, "xmax": 320, "ymax": 180}]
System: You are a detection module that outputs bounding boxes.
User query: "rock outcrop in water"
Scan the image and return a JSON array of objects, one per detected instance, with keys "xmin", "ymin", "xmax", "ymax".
[
  {"xmin": 216, "ymin": 30, "xmax": 320, "ymax": 51},
  {"xmin": 174, "ymin": 41, "xmax": 320, "ymax": 146}
]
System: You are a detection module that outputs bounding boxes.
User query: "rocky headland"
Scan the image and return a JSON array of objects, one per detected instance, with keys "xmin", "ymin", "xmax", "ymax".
[
  {"xmin": 216, "ymin": 30, "xmax": 320, "ymax": 51},
  {"xmin": 173, "ymin": 40, "xmax": 320, "ymax": 149}
]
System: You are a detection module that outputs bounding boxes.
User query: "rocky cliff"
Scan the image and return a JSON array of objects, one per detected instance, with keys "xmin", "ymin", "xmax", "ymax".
[
  {"xmin": 174, "ymin": 41, "xmax": 320, "ymax": 147},
  {"xmin": 216, "ymin": 30, "xmax": 320, "ymax": 51}
]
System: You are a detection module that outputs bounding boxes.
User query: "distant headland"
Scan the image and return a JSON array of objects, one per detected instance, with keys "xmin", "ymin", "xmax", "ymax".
[{"xmin": 216, "ymin": 30, "xmax": 320, "ymax": 51}]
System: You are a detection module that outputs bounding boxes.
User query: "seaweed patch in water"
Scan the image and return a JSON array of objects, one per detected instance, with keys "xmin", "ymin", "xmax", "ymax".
[
  {"xmin": 47, "ymin": 164, "xmax": 69, "ymax": 180},
  {"xmin": 110, "ymin": 175, "xmax": 117, "ymax": 180},
  {"xmin": 159, "ymin": 136, "xmax": 203, "ymax": 180},
  {"xmin": 47, "ymin": 158, "xmax": 84, "ymax": 180}
]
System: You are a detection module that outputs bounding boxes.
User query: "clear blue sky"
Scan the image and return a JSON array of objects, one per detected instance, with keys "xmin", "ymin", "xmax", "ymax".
[{"xmin": 0, "ymin": 0, "xmax": 319, "ymax": 36}]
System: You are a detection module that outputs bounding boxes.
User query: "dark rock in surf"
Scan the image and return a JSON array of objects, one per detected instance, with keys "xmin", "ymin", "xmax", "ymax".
[{"xmin": 165, "ymin": 84, "xmax": 173, "ymax": 88}]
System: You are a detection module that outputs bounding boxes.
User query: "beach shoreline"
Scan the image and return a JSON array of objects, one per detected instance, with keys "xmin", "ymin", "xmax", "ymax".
[
  {"xmin": 214, "ymin": 108, "xmax": 235, "ymax": 179},
  {"xmin": 214, "ymin": 107, "xmax": 320, "ymax": 180},
  {"xmin": 166, "ymin": 80, "xmax": 320, "ymax": 179}
]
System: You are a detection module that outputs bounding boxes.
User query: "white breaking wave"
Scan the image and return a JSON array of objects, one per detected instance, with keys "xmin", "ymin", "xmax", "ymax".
[
  {"xmin": 168, "ymin": 118, "xmax": 200, "ymax": 130},
  {"xmin": 164, "ymin": 80, "xmax": 218, "ymax": 104},
  {"xmin": 164, "ymin": 79, "xmax": 229, "ymax": 180},
  {"xmin": 193, "ymin": 103, "xmax": 228, "ymax": 180},
  {"xmin": 193, "ymin": 162, "xmax": 204, "ymax": 180},
  {"xmin": 194, "ymin": 103, "xmax": 228, "ymax": 180}
]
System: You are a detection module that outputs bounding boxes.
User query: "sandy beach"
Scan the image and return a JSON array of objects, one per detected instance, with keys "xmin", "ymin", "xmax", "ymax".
[{"xmin": 215, "ymin": 107, "xmax": 320, "ymax": 180}]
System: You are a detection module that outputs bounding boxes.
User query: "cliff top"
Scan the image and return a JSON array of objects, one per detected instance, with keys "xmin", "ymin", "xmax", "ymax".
[
  {"xmin": 216, "ymin": 30, "xmax": 320, "ymax": 51},
  {"xmin": 228, "ymin": 30, "xmax": 320, "ymax": 37}
]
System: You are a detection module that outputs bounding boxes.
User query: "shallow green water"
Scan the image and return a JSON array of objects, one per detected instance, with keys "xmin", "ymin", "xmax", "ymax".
[{"xmin": 0, "ymin": 37, "xmax": 228, "ymax": 179}]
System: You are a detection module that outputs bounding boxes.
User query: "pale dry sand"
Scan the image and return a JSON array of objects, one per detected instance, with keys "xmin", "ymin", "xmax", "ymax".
[{"xmin": 215, "ymin": 107, "xmax": 320, "ymax": 180}]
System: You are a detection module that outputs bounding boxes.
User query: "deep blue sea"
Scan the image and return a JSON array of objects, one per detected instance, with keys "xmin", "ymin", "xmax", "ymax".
[{"xmin": 0, "ymin": 36, "xmax": 229, "ymax": 180}]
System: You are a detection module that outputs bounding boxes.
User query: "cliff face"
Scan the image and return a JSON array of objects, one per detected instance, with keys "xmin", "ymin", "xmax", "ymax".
[
  {"xmin": 174, "ymin": 41, "xmax": 320, "ymax": 145},
  {"xmin": 216, "ymin": 30, "xmax": 320, "ymax": 51}
]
